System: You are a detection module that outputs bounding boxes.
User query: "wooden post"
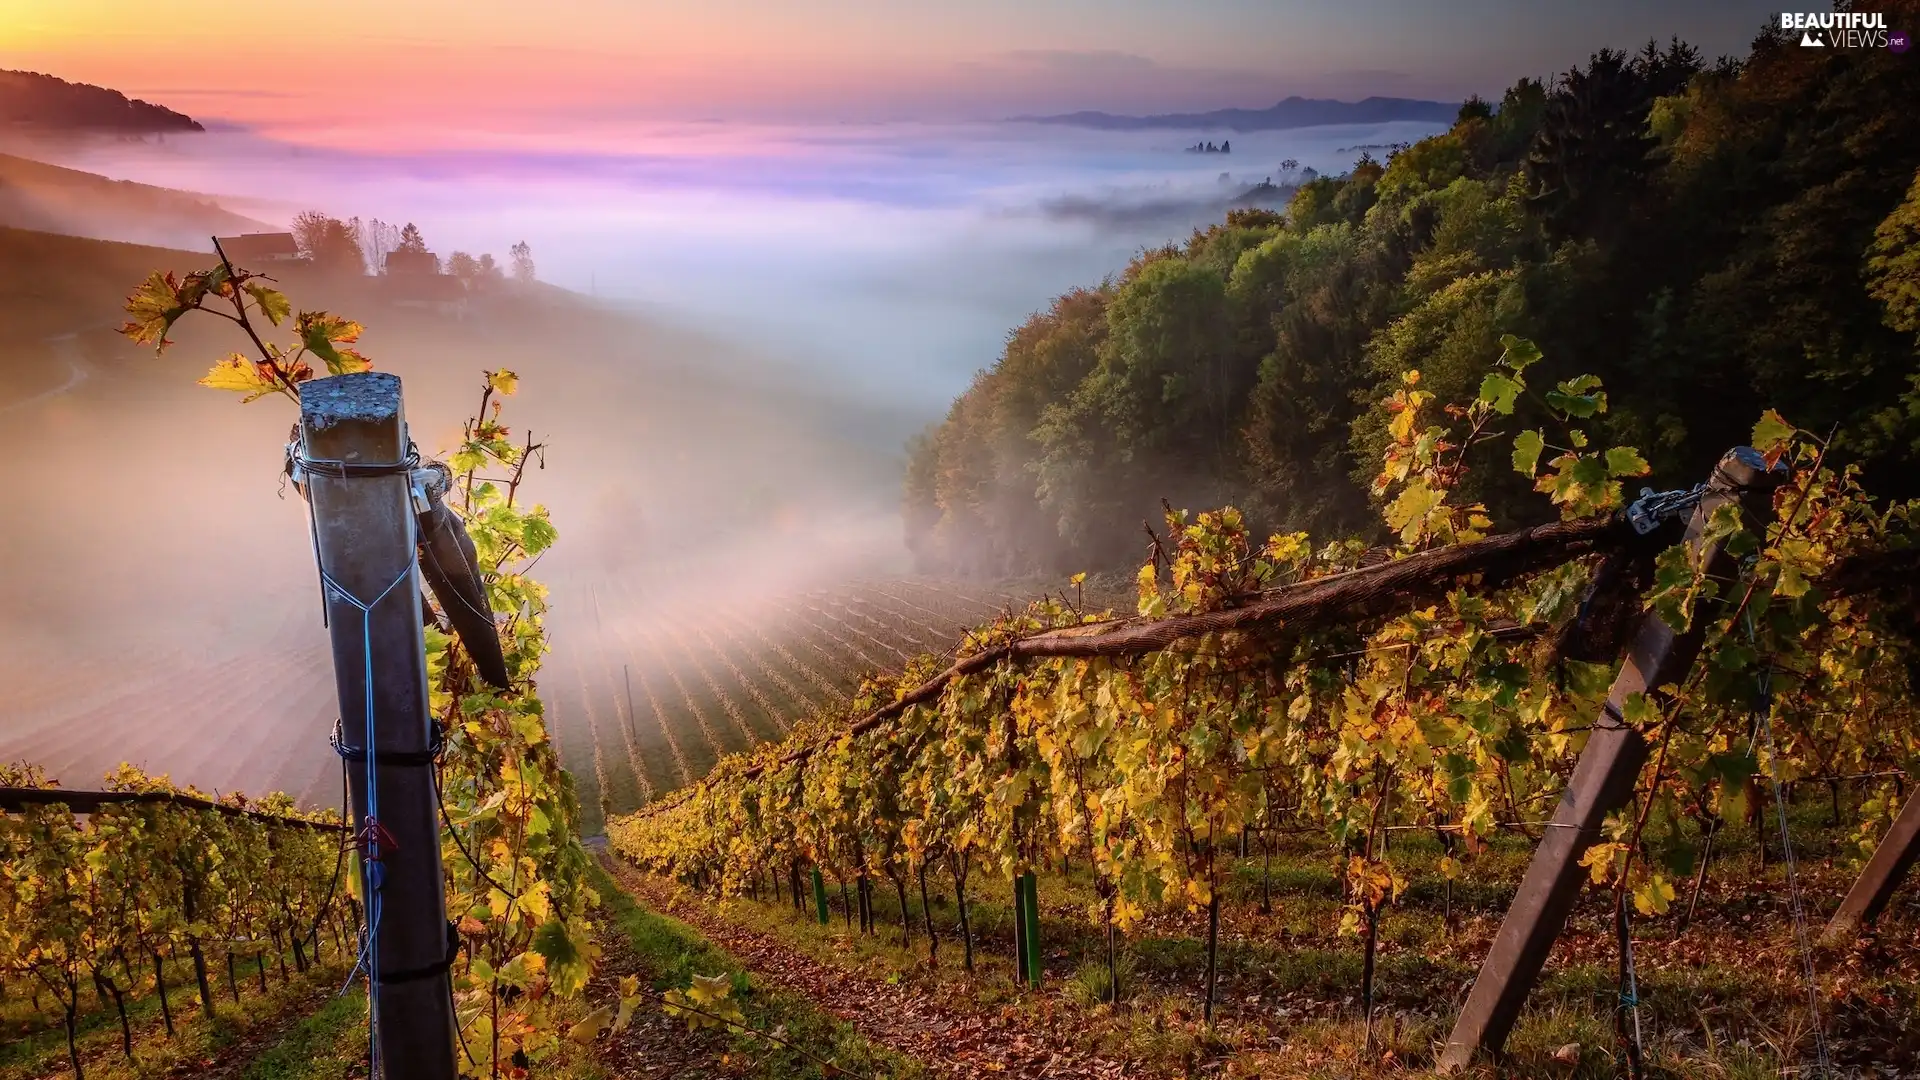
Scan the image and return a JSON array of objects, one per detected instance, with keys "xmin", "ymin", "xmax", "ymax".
[
  {"xmin": 298, "ymin": 372, "xmax": 457, "ymax": 1080},
  {"xmin": 1822, "ymin": 790, "xmax": 1920, "ymax": 944},
  {"xmin": 1438, "ymin": 447, "xmax": 1785, "ymax": 1072}
]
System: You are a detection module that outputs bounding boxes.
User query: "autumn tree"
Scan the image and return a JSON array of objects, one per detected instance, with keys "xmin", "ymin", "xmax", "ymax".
[
  {"xmin": 1867, "ymin": 169, "xmax": 1920, "ymax": 335},
  {"xmin": 289, "ymin": 210, "xmax": 365, "ymax": 276}
]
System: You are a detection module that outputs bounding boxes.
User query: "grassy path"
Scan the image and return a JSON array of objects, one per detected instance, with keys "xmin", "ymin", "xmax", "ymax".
[
  {"xmin": 596, "ymin": 857, "xmax": 1130, "ymax": 1079},
  {"xmin": 589, "ymin": 859, "xmax": 928, "ymax": 1080}
]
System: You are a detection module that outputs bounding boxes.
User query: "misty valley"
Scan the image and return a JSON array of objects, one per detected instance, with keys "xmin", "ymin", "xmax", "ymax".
[{"xmin": 4, "ymin": 11, "xmax": 1920, "ymax": 1080}]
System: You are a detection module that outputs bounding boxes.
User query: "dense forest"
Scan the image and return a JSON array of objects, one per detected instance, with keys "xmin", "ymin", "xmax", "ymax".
[
  {"xmin": 0, "ymin": 69, "xmax": 202, "ymax": 133},
  {"xmin": 906, "ymin": 16, "xmax": 1920, "ymax": 577}
]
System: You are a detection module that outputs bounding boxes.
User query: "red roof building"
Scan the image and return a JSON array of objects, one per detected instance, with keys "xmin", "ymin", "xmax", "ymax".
[
  {"xmin": 215, "ymin": 232, "xmax": 302, "ymax": 263},
  {"xmin": 385, "ymin": 248, "xmax": 439, "ymax": 276}
]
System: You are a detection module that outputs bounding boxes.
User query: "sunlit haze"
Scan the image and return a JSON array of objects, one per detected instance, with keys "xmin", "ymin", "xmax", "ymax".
[
  {"xmin": 14, "ymin": 0, "xmax": 1780, "ymax": 129},
  {"xmin": 0, "ymin": 0, "xmax": 1816, "ymax": 815}
]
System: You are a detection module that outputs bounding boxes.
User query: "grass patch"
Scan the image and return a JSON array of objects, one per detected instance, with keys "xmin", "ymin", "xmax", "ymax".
[
  {"xmin": 0, "ymin": 934, "xmax": 355, "ymax": 1080},
  {"xmin": 1, "ymin": 960, "xmax": 349, "ymax": 1080},
  {"xmin": 589, "ymin": 862, "xmax": 925, "ymax": 1080},
  {"xmin": 237, "ymin": 990, "xmax": 367, "ymax": 1080}
]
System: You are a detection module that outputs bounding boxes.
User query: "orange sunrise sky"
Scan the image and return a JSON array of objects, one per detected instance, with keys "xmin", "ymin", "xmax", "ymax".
[{"xmin": 5, "ymin": 0, "xmax": 1782, "ymax": 135}]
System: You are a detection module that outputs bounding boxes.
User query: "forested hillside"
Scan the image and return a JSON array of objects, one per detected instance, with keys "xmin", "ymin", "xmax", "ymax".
[
  {"xmin": 906, "ymin": 20, "xmax": 1920, "ymax": 578},
  {"xmin": 0, "ymin": 70, "xmax": 201, "ymax": 133}
]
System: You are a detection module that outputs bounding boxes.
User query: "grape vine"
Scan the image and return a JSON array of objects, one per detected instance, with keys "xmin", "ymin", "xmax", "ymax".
[
  {"xmin": 111, "ymin": 262, "xmax": 598, "ymax": 1078},
  {"xmin": 610, "ymin": 340, "xmax": 1918, "ymax": 1034},
  {"xmin": 0, "ymin": 764, "xmax": 347, "ymax": 1078}
]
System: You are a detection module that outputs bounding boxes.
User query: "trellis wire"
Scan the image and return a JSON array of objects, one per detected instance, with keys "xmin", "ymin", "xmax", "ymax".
[{"xmin": 1750, "ymin": 613, "xmax": 1831, "ymax": 1077}]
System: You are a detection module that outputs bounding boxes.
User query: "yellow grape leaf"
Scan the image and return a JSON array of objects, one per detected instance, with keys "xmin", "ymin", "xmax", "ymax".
[
  {"xmin": 245, "ymin": 282, "xmax": 290, "ymax": 326},
  {"xmin": 489, "ymin": 369, "xmax": 520, "ymax": 395},
  {"xmin": 567, "ymin": 1004, "xmax": 614, "ymax": 1043},
  {"xmin": 121, "ymin": 270, "xmax": 189, "ymax": 351},
  {"xmin": 687, "ymin": 972, "xmax": 731, "ymax": 1007},
  {"xmin": 1579, "ymin": 842, "xmax": 1624, "ymax": 885},
  {"xmin": 612, "ymin": 974, "xmax": 642, "ymax": 1032},
  {"xmin": 1385, "ymin": 477, "xmax": 1446, "ymax": 544},
  {"xmin": 1633, "ymin": 875, "xmax": 1677, "ymax": 917},
  {"xmin": 1265, "ymin": 530, "xmax": 1311, "ymax": 566},
  {"xmin": 198, "ymin": 354, "xmax": 279, "ymax": 402}
]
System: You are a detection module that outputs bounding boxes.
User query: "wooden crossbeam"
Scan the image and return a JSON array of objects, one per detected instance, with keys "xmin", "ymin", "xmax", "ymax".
[{"xmin": 0, "ymin": 786, "xmax": 345, "ymax": 830}]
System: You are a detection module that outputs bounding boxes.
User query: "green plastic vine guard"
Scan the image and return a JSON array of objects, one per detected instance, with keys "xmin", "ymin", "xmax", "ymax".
[{"xmin": 1022, "ymin": 872, "xmax": 1042, "ymax": 987}]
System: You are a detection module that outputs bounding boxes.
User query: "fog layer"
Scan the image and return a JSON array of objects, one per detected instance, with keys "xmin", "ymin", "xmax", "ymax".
[{"xmin": 0, "ymin": 116, "xmax": 1439, "ymax": 812}]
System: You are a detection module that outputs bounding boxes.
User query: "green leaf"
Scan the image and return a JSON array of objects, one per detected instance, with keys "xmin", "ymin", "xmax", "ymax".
[
  {"xmin": 1563, "ymin": 660, "xmax": 1615, "ymax": 700},
  {"xmin": 1546, "ymin": 375, "xmax": 1607, "ymax": 418},
  {"xmin": 1621, "ymin": 692, "xmax": 1661, "ymax": 728},
  {"xmin": 1713, "ymin": 642, "xmax": 1757, "ymax": 671},
  {"xmin": 1718, "ymin": 781, "xmax": 1748, "ymax": 825},
  {"xmin": 1478, "ymin": 372, "xmax": 1524, "ymax": 414},
  {"xmin": 1604, "ymin": 446, "xmax": 1650, "ymax": 478},
  {"xmin": 1545, "ymin": 390, "xmax": 1602, "ymax": 418},
  {"xmin": 530, "ymin": 917, "xmax": 579, "ymax": 969},
  {"xmin": 1498, "ymin": 334, "xmax": 1543, "ymax": 372},
  {"xmin": 520, "ymin": 512, "xmax": 558, "ymax": 556},
  {"xmin": 245, "ymin": 282, "xmax": 291, "ymax": 326},
  {"xmin": 1751, "ymin": 410, "xmax": 1796, "ymax": 459},
  {"xmin": 449, "ymin": 447, "xmax": 486, "ymax": 475},
  {"xmin": 1511, "ymin": 429, "xmax": 1545, "ymax": 476},
  {"xmin": 296, "ymin": 312, "xmax": 372, "ymax": 375}
]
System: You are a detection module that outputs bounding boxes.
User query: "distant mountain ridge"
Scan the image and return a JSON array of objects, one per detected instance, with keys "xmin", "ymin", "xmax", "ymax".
[
  {"xmin": 1014, "ymin": 96, "xmax": 1459, "ymax": 132},
  {"xmin": 0, "ymin": 70, "xmax": 202, "ymax": 133}
]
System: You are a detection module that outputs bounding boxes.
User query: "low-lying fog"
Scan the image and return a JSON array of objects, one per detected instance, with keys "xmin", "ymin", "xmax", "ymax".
[
  {"xmin": 0, "ymin": 116, "xmax": 1442, "ymax": 811},
  {"xmin": 19, "ymin": 118, "xmax": 1442, "ymax": 411}
]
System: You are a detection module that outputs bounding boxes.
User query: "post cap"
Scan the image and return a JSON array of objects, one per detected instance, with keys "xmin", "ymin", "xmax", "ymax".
[
  {"xmin": 300, "ymin": 371, "xmax": 404, "ymax": 431},
  {"xmin": 1714, "ymin": 445, "xmax": 1790, "ymax": 492}
]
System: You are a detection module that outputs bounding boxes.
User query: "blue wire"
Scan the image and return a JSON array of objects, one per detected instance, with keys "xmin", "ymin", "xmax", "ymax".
[{"xmin": 313, "ymin": 522, "xmax": 417, "ymax": 1080}]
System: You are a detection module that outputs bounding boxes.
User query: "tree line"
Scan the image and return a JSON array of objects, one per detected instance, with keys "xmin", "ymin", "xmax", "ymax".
[
  {"xmin": 905, "ymin": 17, "xmax": 1920, "ymax": 578},
  {"xmin": 287, "ymin": 211, "xmax": 537, "ymax": 283},
  {"xmin": 0, "ymin": 69, "xmax": 202, "ymax": 133}
]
